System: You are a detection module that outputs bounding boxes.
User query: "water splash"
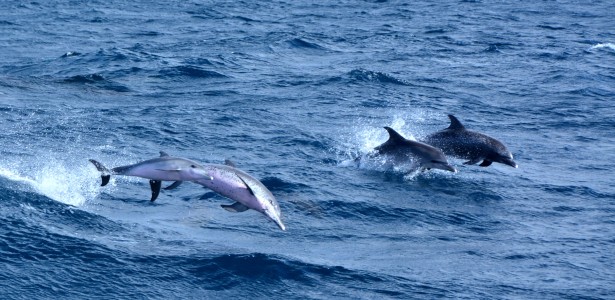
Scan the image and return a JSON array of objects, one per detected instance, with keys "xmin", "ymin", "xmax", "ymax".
[
  {"xmin": 336, "ymin": 112, "xmax": 436, "ymax": 175},
  {"xmin": 0, "ymin": 160, "xmax": 101, "ymax": 207}
]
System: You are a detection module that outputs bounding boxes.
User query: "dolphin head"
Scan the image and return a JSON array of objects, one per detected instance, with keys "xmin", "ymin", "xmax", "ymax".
[
  {"xmin": 184, "ymin": 163, "xmax": 214, "ymax": 179},
  {"xmin": 234, "ymin": 171, "xmax": 286, "ymax": 231},
  {"xmin": 255, "ymin": 192, "xmax": 286, "ymax": 231},
  {"xmin": 490, "ymin": 144, "xmax": 518, "ymax": 168},
  {"xmin": 263, "ymin": 204, "xmax": 286, "ymax": 231},
  {"xmin": 494, "ymin": 153, "xmax": 518, "ymax": 168}
]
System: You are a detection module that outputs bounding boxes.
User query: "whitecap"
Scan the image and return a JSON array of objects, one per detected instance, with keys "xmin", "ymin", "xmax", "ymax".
[{"xmin": 589, "ymin": 43, "xmax": 615, "ymax": 51}]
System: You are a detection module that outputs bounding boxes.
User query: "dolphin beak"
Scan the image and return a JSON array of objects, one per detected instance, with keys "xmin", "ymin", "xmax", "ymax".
[
  {"xmin": 276, "ymin": 220, "xmax": 286, "ymax": 231},
  {"xmin": 441, "ymin": 164, "xmax": 457, "ymax": 173},
  {"xmin": 273, "ymin": 215, "xmax": 286, "ymax": 231},
  {"xmin": 265, "ymin": 210, "xmax": 286, "ymax": 231},
  {"xmin": 501, "ymin": 158, "xmax": 518, "ymax": 168}
]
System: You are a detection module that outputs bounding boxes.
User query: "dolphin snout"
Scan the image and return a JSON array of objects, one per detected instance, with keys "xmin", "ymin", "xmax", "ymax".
[
  {"xmin": 276, "ymin": 220, "xmax": 286, "ymax": 231},
  {"xmin": 443, "ymin": 164, "xmax": 457, "ymax": 173},
  {"xmin": 265, "ymin": 209, "xmax": 286, "ymax": 231},
  {"xmin": 502, "ymin": 158, "xmax": 518, "ymax": 168}
]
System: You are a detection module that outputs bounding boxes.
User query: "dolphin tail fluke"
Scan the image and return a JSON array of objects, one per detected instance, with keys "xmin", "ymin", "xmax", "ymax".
[{"xmin": 89, "ymin": 159, "xmax": 112, "ymax": 187}]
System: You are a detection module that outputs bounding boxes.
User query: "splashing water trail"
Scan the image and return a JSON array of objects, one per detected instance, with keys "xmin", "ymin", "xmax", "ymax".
[{"xmin": 0, "ymin": 160, "xmax": 101, "ymax": 207}]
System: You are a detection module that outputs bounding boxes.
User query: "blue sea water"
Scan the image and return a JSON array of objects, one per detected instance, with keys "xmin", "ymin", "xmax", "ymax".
[{"xmin": 1, "ymin": 0, "xmax": 614, "ymax": 298}]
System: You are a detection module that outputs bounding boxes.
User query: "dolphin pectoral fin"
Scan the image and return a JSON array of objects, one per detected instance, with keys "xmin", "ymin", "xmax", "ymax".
[
  {"xmin": 149, "ymin": 180, "xmax": 162, "ymax": 202},
  {"xmin": 221, "ymin": 202, "xmax": 250, "ymax": 213},
  {"xmin": 479, "ymin": 160, "xmax": 493, "ymax": 167},
  {"xmin": 463, "ymin": 158, "xmax": 482, "ymax": 165},
  {"xmin": 164, "ymin": 181, "xmax": 183, "ymax": 190},
  {"xmin": 224, "ymin": 159, "xmax": 237, "ymax": 167},
  {"xmin": 237, "ymin": 176, "xmax": 255, "ymax": 196}
]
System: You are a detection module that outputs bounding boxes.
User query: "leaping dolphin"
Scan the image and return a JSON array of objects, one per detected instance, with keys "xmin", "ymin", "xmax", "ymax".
[
  {"xmin": 422, "ymin": 115, "xmax": 518, "ymax": 168},
  {"xmin": 89, "ymin": 151, "xmax": 212, "ymax": 201},
  {"xmin": 369, "ymin": 127, "xmax": 457, "ymax": 173},
  {"xmin": 195, "ymin": 160, "xmax": 286, "ymax": 231}
]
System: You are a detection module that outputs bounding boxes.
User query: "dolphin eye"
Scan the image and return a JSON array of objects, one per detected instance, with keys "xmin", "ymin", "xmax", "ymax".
[{"xmin": 191, "ymin": 165, "xmax": 197, "ymax": 168}]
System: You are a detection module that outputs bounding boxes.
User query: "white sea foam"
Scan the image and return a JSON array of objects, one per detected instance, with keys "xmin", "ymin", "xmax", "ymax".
[
  {"xmin": 0, "ymin": 160, "xmax": 102, "ymax": 207},
  {"xmin": 589, "ymin": 43, "xmax": 615, "ymax": 51}
]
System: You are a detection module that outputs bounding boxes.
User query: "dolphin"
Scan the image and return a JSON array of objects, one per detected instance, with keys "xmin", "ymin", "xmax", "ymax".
[
  {"xmin": 194, "ymin": 160, "xmax": 286, "ymax": 231},
  {"xmin": 422, "ymin": 115, "xmax": 518, "ymax": 168},
  {"xmin": 369, "ymin": 126, "xmax": 457, "ymax": 173},
  {"xmin": 89, "ymin": 151, "xmax": 212, "ymax": 201}
]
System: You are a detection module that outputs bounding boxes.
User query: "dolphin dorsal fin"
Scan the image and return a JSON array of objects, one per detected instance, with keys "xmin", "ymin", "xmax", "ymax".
[
  {"xmin": 383, "ymin": 127, "xmax": 407, "ymax": 144},
  {"xmin": 160, "ymin": 151, "xmax": 170, "ymax": 157},
  {"xmin": 224, "ymin": 159, "xmax": 237, "ymax": 167},
  {"xmin": 447, "ymin": 115, "xmax": 465, "ymax": 130}
]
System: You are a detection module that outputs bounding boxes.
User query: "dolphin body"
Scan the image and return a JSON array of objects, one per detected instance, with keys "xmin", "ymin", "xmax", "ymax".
[
  {"xmin": 89, "ymin": 152, "xmax": 212, "ymax": 201},
  {"xmin": 195, "ymin": 160, "xmax": 286, "ymax": 231},
  {"xmin": 369, "ymin": 127, "xmax": 457, "ymax": 173},
  {"xmin": 422, "ymin": 115, "xmax": 518, "ymax": 168}
]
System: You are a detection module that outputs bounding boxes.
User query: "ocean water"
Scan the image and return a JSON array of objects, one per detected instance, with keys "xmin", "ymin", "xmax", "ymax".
[{"xmin": 1, "ymin": 0, "xmax": 614, "ymax": 298}]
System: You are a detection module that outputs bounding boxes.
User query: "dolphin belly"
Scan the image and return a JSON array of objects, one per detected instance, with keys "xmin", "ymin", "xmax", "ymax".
[{"xmin": 196, "ymin": 165, "xmax": 263, "ymax": 212}]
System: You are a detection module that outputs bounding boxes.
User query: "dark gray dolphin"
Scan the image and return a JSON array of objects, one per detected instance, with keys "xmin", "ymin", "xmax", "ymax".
[
  {"xmin": 370, "ymin": 127, "xmax": 457, "ymax": 172},
  {"xmin": 194, "ymin": 160, "xmax": 285, "ymax": 231},
  {"xmin": 422, "ymin": 115, "xmax": 518, "ymax": 168},
  {"xmin": 89, "ymin": 152, "xmax": 212, "ymax": 201}
]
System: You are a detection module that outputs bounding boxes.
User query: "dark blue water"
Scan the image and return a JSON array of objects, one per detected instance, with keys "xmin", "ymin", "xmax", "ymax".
[{"xmin": 1, "ymin": 1, "xmax": 614, "ymax": 298}]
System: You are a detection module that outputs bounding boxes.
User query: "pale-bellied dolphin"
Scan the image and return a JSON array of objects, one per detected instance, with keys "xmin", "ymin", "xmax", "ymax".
[
  {"xmin": 89, "ymin": 152, "xmax": 212, "ymax": 201},
  {"xmin": 194, "ymin": 160, "xmax": 286, "ymax": 231},
  {"xmin": 370, "ymin": 127, "xmax": 457, "ymax": 172},
  {"xmin": 422, "ymin": 115, "xmax": 518, "ymax": 168}
]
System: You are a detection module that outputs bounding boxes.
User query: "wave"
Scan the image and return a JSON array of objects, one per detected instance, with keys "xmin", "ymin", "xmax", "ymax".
[
  {"xmin": 536, "ymin": 24, "xmax": 566, "ymax": 31},
  {"xmin": 63, "ymin": 73, "xmax": 106, "ymax": 83},
  {"xmin": 260, "ymin": 176, "xmax": 309, "ymax": 193},
  {"xmin": 539, "ymin": 183, "xmax": 613, "ymax": 200},
  {"xmin": 157, "ymin": 65, "xmax": 229, "ymax": 79},
  {"xmin": 179, "ymin": 252, "xmax": 444, "ymax": 298},
  {"xmin": 0, "ymin": 239, "xmax": 447, "ymax": 299},
  {"xmin": 345, "ymin": 68, "xmax": 411, "ymax": 85},
  {"xmin": 287, "ymin": 38, "xmax": 328, "ymax": 50},
  {"xmin": 588, "ymin": 43, "xmax": 615, "ymax": 51}
]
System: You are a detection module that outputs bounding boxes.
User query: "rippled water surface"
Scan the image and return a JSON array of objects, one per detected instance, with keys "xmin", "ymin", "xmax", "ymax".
[{"xmin": 1, "ymin": 1, "xmax": 614, "ymax": 299}]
